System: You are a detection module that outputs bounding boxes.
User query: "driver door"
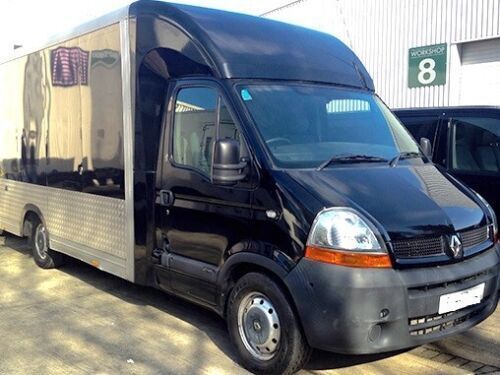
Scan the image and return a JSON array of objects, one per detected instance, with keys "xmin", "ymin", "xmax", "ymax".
[{"xmin": 156, "ymin": 79, "xmax": 254, "ymax": 304}]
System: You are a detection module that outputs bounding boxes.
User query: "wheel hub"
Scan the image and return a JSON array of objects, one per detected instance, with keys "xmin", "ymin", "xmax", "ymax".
[
  {"xmin": 34, "ymin": 225, "xmax": 48, "ymax": 260},
  {"xmin": 238, "ymin": 292, "xmax": 281, "ymax": 361},
  {"xmin": 253, "ymin": 320, "xmax": 262, "ymax": 332}
]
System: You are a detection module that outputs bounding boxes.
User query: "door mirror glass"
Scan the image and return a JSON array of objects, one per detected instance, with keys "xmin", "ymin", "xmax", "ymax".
[
  {"xmin": 420, "ymin": 137, "xmax": 433, "ymax": 158},
  {"xmin": 213, "ymin": 139, "xmax": 247, "ymax": 185}
]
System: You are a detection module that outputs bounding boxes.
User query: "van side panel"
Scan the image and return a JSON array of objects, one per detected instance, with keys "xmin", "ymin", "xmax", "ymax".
[{"xmin": 0, "ymin": 23, "xmax": 134, "ymax": 281}]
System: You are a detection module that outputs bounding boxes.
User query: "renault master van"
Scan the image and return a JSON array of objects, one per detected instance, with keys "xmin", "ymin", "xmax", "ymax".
[{"xmin": 0, "ymin": 2, "xmax": 498, "ymax": 374}]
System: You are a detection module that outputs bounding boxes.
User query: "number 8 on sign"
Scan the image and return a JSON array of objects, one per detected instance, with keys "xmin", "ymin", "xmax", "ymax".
[{"xmin": 418, "ymin": 58, "xmax": 437, "ymax": 85}]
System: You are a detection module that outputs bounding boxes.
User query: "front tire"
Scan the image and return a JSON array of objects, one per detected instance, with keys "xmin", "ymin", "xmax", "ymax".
[
  {"xmin": 29, "ymin": 217, "xmax": 65, "ymax": 269},
  {"xmin": 227, "ymin": 272, "xmax": 311, "ymax": 375}
]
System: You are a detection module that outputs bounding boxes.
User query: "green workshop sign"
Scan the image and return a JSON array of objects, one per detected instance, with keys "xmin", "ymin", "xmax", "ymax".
[{"xmin": 408, "ymin": 43, "xmax": 447, "ymax": 88}]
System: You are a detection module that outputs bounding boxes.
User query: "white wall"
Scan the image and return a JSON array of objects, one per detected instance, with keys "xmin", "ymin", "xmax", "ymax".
[{"xmin": 264, "ymin": 0, "xmax": 500, "ymax": 108}]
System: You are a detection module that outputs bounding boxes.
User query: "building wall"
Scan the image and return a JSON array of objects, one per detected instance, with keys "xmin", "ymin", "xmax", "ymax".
[{"xmin": 263, "ymin": 0, "xmax": 500, "ymax": 108}]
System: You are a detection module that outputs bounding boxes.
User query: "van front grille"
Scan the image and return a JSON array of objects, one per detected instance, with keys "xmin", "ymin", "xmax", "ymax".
[
  {"xmin": 392, "ymin": 226, "xmax": 489, "ymax": 259},
  {"xmin": 461, "ymin": 226, "xmax": 489, "ymax": 249},
  {"xmin": 409, "ymin": 302, "xmax": 488, "ymax": 336},
  {"xmin": 392, "ymin": 236, "xmax": 445, "ymax": 258}
]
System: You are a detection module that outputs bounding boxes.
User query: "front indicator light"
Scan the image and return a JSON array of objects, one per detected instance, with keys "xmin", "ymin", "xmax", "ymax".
[{"xmin": 305, "ymin": 246, "xmax": 392, "ymax": 268}]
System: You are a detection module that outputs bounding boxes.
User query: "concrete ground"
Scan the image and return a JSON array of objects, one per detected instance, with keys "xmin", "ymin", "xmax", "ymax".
[{"xmin": 0, "ymin": 233, "xmax": 498, "ymax": 375}]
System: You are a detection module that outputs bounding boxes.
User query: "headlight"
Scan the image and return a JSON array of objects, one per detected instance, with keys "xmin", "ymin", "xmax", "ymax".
[
  {"xmin": 475, "ymin": 192, "xmax": 498, "ymax": 240},
  {"xmin": 308, "ymin": 208, "xmax": 383, "ymax": 251},
  {"xmin": 306, "ymin": 208, "xmax": 391, "ymax": 268}
]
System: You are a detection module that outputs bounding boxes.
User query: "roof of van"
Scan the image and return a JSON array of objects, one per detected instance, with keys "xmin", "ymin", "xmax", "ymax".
[{"xmin": 133, "ymin": 1, "xmax": 374, "ymax": 89}]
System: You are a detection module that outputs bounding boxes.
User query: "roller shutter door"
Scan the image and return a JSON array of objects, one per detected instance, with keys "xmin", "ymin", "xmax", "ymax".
[{"xmin": 459, "ymin": 38, "xmax": 500, "ymax": 106}]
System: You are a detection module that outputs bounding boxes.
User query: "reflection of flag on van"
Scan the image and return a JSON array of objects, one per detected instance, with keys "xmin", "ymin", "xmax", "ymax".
[{"xmin": 50, "ymin": 47, "xmax": 89, "ymax": 87}]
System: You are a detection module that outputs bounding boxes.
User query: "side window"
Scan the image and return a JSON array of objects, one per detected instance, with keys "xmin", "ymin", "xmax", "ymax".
[
  {"xmin": 172, "ymin": 86, "xmax": 244, "ymax": 175},
  {"xmin": 398, "ymin": 116, "xmax": 439, "ymax": 145},
  {"xmin": 451, "ymin": 116, "xmax": 500, "ymax": 174},
  {"xmin": 173, "ymin": 87, "xmax": 217, "ymax": 175}
]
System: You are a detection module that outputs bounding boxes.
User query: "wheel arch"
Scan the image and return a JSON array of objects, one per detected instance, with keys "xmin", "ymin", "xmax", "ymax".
[
  {"xmin": 21, "ymin": 204, "xmax": 46, "ymax": 237},
  {"xmin": 217, "ymin": 252, "xmax": 298, "ymax": 318}
]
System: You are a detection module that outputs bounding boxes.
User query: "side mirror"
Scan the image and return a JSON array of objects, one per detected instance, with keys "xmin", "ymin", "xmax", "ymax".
[
  {"xmin": 212, "ymin": 139, "xmax": 247, "ymax": 185},
  {"xmin": 420, "ymin": 137, "xmax": 433, "ymax": 158}
]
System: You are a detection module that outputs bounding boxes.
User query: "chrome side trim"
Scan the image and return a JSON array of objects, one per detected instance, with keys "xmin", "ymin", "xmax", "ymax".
[
  {"xmin": 51, "ymin": 235, "xmax": 127, "ymax": 279},
  {"xmin": 120, "ymin": 18, "xmax": 136, "ymax": 283}
]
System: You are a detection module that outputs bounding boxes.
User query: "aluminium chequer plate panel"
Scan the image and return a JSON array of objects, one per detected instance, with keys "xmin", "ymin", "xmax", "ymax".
[{"xmin": 0, "ymin": 179, "xmax": 127, "ymax": 260}]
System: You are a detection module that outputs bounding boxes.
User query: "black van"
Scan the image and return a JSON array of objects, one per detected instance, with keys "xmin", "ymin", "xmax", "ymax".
[
  {"xmin": 0, "ymin": 3, "xmax": 498, "ymax": 374},
  {"xmin": 395, "ymin": 107, "xmax": 500, "ymax": 216}
]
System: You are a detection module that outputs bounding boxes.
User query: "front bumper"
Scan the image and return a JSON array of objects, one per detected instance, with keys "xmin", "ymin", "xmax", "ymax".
[{"xmin": 285, "ymin": 245, "xmax": 500, "ymax": 354}]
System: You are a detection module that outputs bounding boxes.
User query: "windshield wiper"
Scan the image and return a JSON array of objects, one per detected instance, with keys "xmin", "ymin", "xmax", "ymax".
[
  {"xmin": 317, "ymin": 154, "xmax": 389, "ymax": 171},
  {"xmin": 389, "ymin": 151, "xmax": 423, "ymax": 167}
]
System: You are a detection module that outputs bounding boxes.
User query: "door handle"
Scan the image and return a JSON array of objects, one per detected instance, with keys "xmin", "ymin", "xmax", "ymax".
[{"xmin": 159, "ymin": 190, "xmax": 175, "ymax": 207}]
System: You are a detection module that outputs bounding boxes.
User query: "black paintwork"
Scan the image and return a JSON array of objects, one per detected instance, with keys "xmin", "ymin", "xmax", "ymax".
[
  {"xmin": 285, "ymin": 164, "xmax": 486, "ymax": 237},
  {"xmin": 130, "ymin": 1, "xmax": 374, "ymax": 89},
  {"xmin": 395, "ymin": 106, "xmax": 500, "ymax": 216}
]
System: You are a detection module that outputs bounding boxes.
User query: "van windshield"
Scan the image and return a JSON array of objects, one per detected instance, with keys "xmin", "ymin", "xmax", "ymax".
[{"xmin": 238, "ymin": 84, "xmax": 420, "ymax": 169}]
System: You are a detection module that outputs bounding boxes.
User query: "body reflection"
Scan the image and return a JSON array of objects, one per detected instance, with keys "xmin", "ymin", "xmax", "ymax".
[
  {"xmin": 1, "ymin": 24, "xmax": 125, "ymax": 199},
  {"xmin": 23, "ymin": 52, "xmax": 47, "ymax": 185}
]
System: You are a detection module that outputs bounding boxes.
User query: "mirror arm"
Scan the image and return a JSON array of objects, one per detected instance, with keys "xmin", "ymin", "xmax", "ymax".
[{"xmin": 213, "ymin": 161, "xmax": 247, "ymax": 170}]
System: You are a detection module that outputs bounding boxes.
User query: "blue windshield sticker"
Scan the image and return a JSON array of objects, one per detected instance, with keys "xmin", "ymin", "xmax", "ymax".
[{"xmin": 241, "ymin": 89, "xmax": 253, "ymax": 101}]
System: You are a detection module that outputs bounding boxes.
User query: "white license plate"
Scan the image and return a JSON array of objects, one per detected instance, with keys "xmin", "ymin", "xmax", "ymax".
[{"xmin": 438, "ymin": 283, "xmax": 485, "ymax": 315}]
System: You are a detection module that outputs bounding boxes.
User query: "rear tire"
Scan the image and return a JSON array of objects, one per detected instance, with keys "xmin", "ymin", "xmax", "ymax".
[
  {"xmin": 227, "ymin": 272, "xmax": 311, "ymax": 375},
  {"xmin": 29, "ymin": 217, "xmax": 65, "ymax": 269}
]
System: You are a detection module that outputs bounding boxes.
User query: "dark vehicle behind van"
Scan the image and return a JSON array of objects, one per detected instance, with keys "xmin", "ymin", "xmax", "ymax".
[{"xmin": 395, "ymin": 107, "xmax": 500, "ymax": 216}]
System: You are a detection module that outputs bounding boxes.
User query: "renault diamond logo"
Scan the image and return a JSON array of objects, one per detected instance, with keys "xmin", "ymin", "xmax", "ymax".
[{"xmin": 449, "ymin": 234, "xmax": 463, "ymax": 259}]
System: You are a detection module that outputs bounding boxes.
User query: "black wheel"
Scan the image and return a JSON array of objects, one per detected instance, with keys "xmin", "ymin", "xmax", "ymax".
[
  {"xmin": 29, "ymin": 216, "xmax": 65, "ymax": 269},
  {"xmin": 227, "ymin": 272, "xmax": 311, "ymax": 375}
]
